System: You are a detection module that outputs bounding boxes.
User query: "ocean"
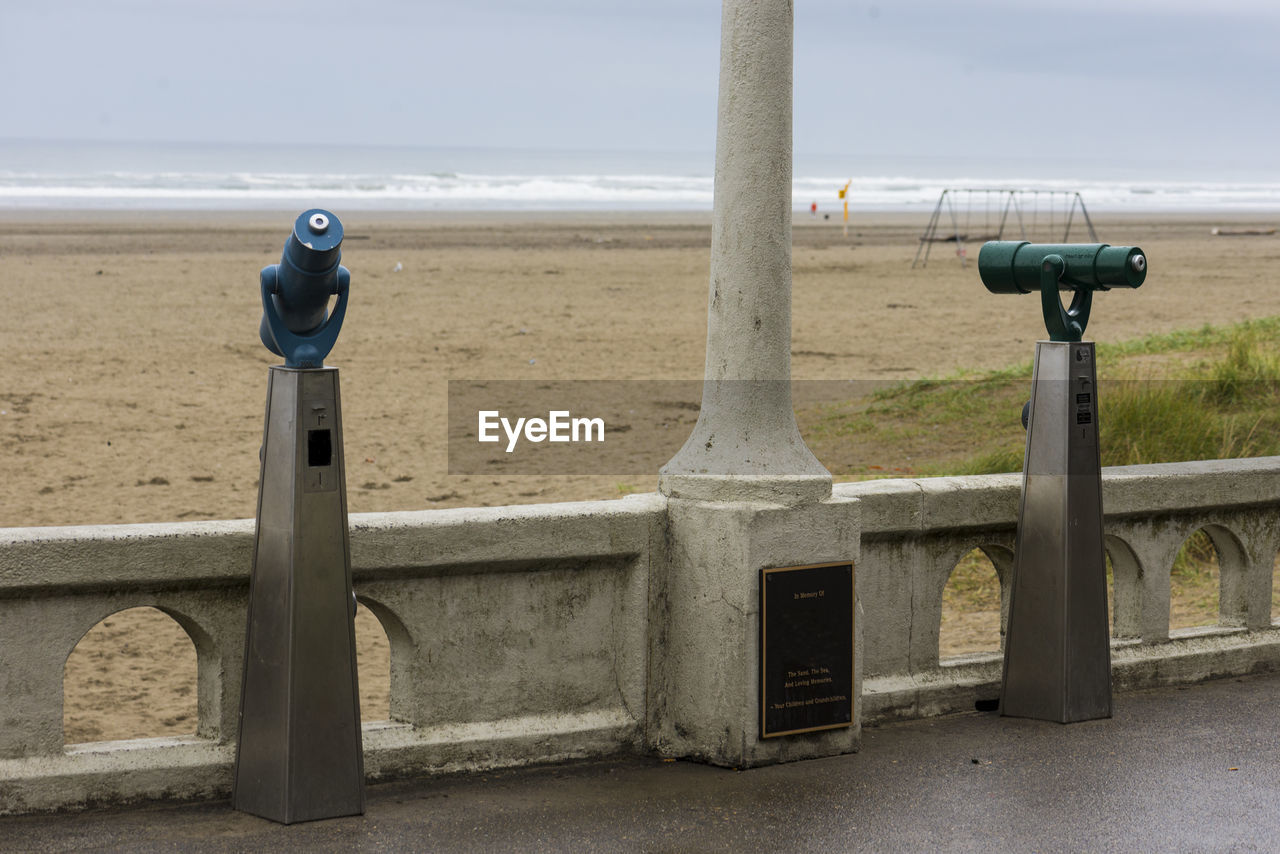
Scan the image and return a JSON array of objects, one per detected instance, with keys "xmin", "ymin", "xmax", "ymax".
[{"xmin": 3, "ymin": 139, "xmax": 1279, "ymax": 213}]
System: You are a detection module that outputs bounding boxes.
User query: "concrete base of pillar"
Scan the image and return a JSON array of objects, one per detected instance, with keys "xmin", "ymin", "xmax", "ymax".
[
  {"xmin": 648, "ymin": 494, "xmax": 861, "ymax": 767},
  {"xmin": 658, "ymin": 380, "xmax": 833, "ymax": 508}
]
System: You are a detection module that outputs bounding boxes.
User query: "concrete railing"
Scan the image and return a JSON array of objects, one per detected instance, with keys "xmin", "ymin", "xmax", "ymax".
[
  {"xmin": 854, "ymin": 457, "xmax": 1280, "ymax": 721},
  {"xmin": 0, "ymin": 495, "xmax": 663, "ymax": 813},
  {"xmin": 4, "ymin": 457, "xmax": 1280, "ymax": 813}
]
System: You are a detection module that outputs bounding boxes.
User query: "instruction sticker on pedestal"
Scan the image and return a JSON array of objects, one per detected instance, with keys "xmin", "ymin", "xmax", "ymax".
[{"xmin": 760, "ymin": 561, "xmax": 855, "ymax": 738}]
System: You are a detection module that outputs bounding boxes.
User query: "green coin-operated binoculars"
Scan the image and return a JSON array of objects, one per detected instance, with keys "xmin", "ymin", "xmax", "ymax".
[
  {"xmin": 980, "ymin": 241, "xmax": 1146, "ymax": 342},
  {"xmin": 233, "ymin": 210, "xmax": 364, "ymax": 824},
  {"xmin": 978, "ymin": 241, "xmax": 1147, "ymax": 724}
]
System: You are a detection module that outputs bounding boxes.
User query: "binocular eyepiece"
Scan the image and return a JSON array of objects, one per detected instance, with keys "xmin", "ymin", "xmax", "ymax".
[
  {"xmin": 979, "ymin": 241, "xmax": 1147, "ymax": 294},
  {"xmin": 258, "ymin": 209, "xmax": 350, "ymax": 369}
]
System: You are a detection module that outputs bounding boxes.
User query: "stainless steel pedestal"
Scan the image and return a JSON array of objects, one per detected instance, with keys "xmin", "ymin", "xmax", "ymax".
[
  {"xmin": 233, "ymin": 366, "xmax": 365, "ymax": 823},
  {"xmin": 1000, "ymin": 341, "xmax": 1112, "ymax": 723}
]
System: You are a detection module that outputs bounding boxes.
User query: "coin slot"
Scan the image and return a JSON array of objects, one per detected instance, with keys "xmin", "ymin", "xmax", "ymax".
[{"xmin": 307, "ymin": 429, "xmax": 332, "ymax": 467}]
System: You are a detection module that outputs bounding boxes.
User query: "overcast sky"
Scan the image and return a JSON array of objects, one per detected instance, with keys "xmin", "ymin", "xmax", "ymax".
[{"xmin": 3, "ymin": 1, "xmax": 1278, "ymax": 174}]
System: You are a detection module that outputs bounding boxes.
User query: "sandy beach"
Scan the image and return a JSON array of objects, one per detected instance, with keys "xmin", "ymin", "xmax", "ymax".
[
  {"xmin": 4, "ymin": 208, "xmax": 1279, "ymax": 741},
  {"xmin": 7, "ymin": 210, "xmax": 1280, "ymax": 527}
]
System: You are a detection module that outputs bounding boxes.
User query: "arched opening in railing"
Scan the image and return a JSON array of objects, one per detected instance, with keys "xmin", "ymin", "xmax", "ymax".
[
  {"xmin": 1273, "ymin": 548, "xmax": 1280, "ymax": 625},
  {"xmin": 940, "ymin": 546, "xmax": 1004, "ymax": 658},
  {"xmin": 1170, "ymin": 529, "xmax": 1221, "ymax": 630},
  {"xmin": 63, "ymin": 607, "xmax": 197, "ymax": 744},
  {"xmin": 355, "ymin": 601, "xmax": 391, "ymax": 723},
  {"xmin": 1104, "ymin": 551, "xmax": 1116, "ymax": 637},
  {"xmin": 1105, "ymin": 536, "xmax": 1142, "ymax": 639}
]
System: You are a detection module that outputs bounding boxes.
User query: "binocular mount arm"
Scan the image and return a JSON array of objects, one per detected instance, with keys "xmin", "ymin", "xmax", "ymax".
[
  {"xmin": 260, "ymin": 264, "xmax": 350, "ymax": 369},
  {"xmin": 1040, "ymin": 255, "xmax": 1092, "ymax": 343}
]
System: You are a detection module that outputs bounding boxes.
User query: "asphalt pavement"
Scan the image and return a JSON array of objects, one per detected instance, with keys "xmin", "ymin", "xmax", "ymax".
[{"xmin": 6, "ymin": 673, "xmax": 1280, "ymax": 852}]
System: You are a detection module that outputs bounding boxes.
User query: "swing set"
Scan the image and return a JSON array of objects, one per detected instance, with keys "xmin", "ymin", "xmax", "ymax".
[{"xmin": 912, "ymin": 188, "xmax": 1098, "ymax": 268}]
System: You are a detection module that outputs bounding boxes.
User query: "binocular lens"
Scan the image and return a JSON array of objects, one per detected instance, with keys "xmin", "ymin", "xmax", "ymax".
[{"xmin": 285, "ymin": 209, "xmax": 343, "ymax": 276}]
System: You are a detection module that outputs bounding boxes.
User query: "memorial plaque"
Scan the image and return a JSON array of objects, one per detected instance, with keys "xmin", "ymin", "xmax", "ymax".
[{"xmin": 759, "ymin": 561, "xmax": 854, "ymax": 738}]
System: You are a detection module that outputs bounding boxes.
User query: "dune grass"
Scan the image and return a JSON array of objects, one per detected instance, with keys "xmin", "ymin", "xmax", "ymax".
[{"xmin": 802, "ymin": 317, "xmax": 1280, "ymax": 479}]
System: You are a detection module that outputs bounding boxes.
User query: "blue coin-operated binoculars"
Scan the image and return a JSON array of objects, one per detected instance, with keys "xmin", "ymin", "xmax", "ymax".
[
  {"xmin": 234, "ymin": 210, "xmax": 364, "ymax": 823},
  {"xmin": 258, "ymin": 210, "xmax": 350, "ymax": 368},
  {"xmin": 979, "ymin": 241, "xmax": 1147, "ymax": 724}
]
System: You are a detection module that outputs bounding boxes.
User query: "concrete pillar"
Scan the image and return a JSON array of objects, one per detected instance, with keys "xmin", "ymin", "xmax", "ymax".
[
  {"xmin": 658, "ymin": 0, "xmax": 831, "ymax": 507},
  {"xmin": 648, "ymin": 0, "xmax": 859, "ymax": 769}
]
